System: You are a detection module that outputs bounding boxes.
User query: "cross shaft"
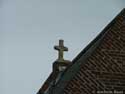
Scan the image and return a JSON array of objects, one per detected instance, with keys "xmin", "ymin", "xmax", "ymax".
[{"xmin": 54, "ymin": 40, "xmax": 68, "ymax": 61}]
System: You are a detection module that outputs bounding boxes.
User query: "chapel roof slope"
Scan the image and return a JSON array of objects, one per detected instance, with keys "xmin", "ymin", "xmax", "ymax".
[
  {"xmin": 51, "ymin": 8, "xmax": 125, "ymax": 94},
  {"xmin": 72, "ymin": 8, "xmax": 125, "ymax": 64},
  {"xmin": 37, "ymin": 8, "xmax": 125, "ymax": 94}
]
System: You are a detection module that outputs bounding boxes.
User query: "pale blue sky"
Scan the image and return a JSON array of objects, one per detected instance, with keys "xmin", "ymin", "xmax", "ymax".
[{"xmin": 0, "ymin": 0, "xmax": 125, "ymax": 94}]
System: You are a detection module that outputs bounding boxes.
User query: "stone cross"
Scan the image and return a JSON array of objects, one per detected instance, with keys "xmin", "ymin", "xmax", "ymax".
[{"xmin": 54, "ymin": 40, "xmax": 68, "ymax": 61}]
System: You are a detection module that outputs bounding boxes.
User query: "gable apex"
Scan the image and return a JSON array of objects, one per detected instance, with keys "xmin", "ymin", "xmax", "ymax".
[
  {"xmin": 52, "ymin": 8, "xmax": 125, "ymax": 94},
  {"xmin": 37, "ymin": 8, "xmax": 125, "ymax": 94}
]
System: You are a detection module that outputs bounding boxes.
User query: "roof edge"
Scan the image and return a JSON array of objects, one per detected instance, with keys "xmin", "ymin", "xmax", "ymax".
[
  {"xmin": 52, "ymin": 8, "xmax": 125, "ymax": 94},
  {"xmin": 37, "ymin": 8, "xmax": 125, "ymax": 94},
  {"xmin": 72, "ymin": 8, "xmax": 125, "ymax": 63}
]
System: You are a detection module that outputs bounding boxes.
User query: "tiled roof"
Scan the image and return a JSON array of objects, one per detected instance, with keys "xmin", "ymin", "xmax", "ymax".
[{"xmin": 37, "ymin": 8, "xmax": 125, "ymax": 94}]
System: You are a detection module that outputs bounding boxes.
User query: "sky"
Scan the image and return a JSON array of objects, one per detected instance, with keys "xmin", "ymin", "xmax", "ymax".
[{"xmin": 0, "ymin": 0, "xmax": 125, "ymax": 94}]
